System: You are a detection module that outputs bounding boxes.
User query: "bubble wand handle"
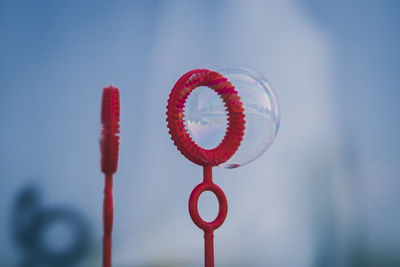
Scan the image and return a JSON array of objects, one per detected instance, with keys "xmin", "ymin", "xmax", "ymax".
[
  {"xmin": 103, "ymin": 174, "xmax": 113, "ymax": 267},
  {"xmin": 189, "ymin": 166, "xmax": 228, "ymax": 267},
  {"xmin": 204, "ymin": 231, "xmax": 215, "ymax": 267}
]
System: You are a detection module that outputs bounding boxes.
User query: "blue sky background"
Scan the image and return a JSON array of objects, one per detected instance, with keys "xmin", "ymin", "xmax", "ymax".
[{"xmin": 0, "ymin": 1, "xmax": 399, "ymax": 266}]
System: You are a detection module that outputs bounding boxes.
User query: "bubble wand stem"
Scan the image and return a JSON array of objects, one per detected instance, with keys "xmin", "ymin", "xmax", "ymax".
[
  {"xmin": 103, "ymin": 174, "xmax": 113, "ymax": 267},
  {"xmin": 189, "ymin": 166, "xmax": 228, "ymax": 267}
]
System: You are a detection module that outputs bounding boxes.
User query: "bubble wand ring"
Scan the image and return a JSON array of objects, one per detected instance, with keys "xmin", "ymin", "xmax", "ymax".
[{"xmin": 166, "ymin": 69, "xmax": 245, "ymax": 267}]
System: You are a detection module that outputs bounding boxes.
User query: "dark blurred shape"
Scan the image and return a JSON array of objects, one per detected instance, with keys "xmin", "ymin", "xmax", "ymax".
[
  {"xmin": 12, "ymin": 185, "xmax": 91, "ymax": 267},
  {"xmin": 349, "ymin": 247, "xmax": 400, "ymax": 267}
]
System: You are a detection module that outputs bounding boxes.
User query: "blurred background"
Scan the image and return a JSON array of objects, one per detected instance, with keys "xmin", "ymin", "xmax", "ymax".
[{"xmin": 1, "ymin": 0, "xmax": 399, "ymax": 266}]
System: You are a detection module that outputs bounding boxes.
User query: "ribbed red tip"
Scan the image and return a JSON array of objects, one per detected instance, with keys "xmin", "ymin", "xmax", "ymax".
[{"xmin": 101, "ymin": 86, "xmax": 120, "ymax": 175}]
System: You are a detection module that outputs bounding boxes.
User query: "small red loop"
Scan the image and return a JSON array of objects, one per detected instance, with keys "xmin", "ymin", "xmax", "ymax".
[
  {"xmin": 188, "ymin": 181, "xmax": 228, "ymax": 233},
  {"xmin": 166, "ymin": 69, "xmax": 246, "ymax": 167}
]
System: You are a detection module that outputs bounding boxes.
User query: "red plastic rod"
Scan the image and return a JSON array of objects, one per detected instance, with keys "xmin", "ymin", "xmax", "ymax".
[{"xmin": 103, "ymin": 174, "xmax": 113, "ymax": 267}]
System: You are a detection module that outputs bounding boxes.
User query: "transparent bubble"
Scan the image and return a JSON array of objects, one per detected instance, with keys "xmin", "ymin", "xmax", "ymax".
[
  {"xmin": 184, "ymin": 86, "xmax": 228, "ymax": 150},
  {"xmin": 183, "ymin": 67, "xmax": 280, "ymax": 168}
]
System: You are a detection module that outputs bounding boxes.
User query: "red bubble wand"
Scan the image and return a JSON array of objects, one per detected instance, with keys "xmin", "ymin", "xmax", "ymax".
[
  {"xmin": 166, "ymin": 69, "xmax": 245, "ymax": 267},
  {"xmin": 100, "ymin": 86, "xmax": 120, "ymax": 267}
]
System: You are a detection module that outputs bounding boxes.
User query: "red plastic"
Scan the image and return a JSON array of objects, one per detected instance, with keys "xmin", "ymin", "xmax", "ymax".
[
  {"xmin": 101, "ymin": 86, "xmax": 120, "ymax": 267},
  {"xmin": 166, "ymin": 69, "xmax": 245, "ymax": 267},
  {"xmin": 101, "ymin": 86, "xmax": 120, "ymax": 175},
  {"xmin": 189, "ymin": 166, "xmax": 227, "ymax": 267},
  {"xmin": 166, "ymin": 69, "xmax": 245, "ymax": 167}
]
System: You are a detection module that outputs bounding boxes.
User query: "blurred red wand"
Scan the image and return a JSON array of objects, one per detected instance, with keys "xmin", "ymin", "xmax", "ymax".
[{"xmin": 100, "ymin": 86, "xmax": 120, "ymax": 267}]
